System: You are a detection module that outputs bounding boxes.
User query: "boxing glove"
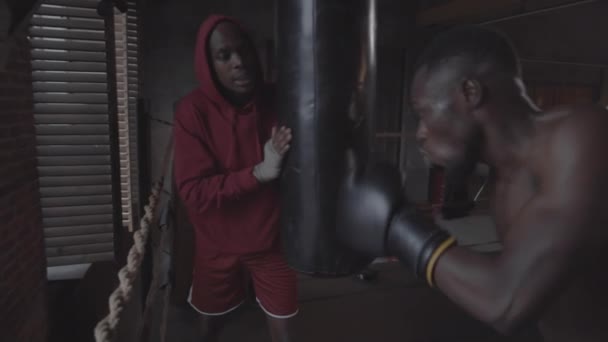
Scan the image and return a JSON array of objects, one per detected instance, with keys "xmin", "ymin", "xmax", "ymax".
[
  {"xmin": 335, "ymin": 150, "xmax": 404, "ymax": 257},
  {"xmin": 336, "ymin": 151, "xmax": 457, "ymax": 286},
  {"xmin": 386, "ymin": 208, "xmax": 456, "ymax": 286}
]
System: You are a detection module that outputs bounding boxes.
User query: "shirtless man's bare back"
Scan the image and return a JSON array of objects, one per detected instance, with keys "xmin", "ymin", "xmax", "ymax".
[{"xmin": 487, "ymin": 107, "xmax": 608, "ymax": 341}]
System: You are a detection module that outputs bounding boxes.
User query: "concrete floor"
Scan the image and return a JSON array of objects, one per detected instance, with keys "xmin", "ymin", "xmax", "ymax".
[
  {"xmin": 158, "ymin": 263, "xmax": 541, "ymax": 342},
  {"xmin": 47, "ymin": 214, "xmax": 538, "ymax": 342},
  {"xmin": 151, "ymin": 215, "xmax": 541, "ymax": 342}
]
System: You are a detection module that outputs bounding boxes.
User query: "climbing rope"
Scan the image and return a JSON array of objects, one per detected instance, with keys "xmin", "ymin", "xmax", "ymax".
[
  {"xmin": 93, "ymin": 178, "xmax": 163, "ymax": 342},
  {"xmin": 94, "ymin": 135, "xmax": 174, "ymax": 342}
]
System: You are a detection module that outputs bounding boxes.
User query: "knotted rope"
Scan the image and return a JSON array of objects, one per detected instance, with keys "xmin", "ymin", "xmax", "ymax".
[
  {"xmin": 93, "ymin": 179, "xmax": 163, "ymax": 342},
  {"xmin": 94, "ymin": 135, "xmax": 174, "ymax": 342}
]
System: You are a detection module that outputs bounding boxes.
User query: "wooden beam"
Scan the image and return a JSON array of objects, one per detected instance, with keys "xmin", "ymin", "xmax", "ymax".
[{"xmin": 416, "ymin": 0, "xmax": 522, "ymax": 26}]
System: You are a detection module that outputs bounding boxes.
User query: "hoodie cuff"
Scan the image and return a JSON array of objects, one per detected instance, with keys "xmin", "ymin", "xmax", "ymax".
[{"xmin": 235, "ymin": 166, "xmax": 261, "ymax": 194}]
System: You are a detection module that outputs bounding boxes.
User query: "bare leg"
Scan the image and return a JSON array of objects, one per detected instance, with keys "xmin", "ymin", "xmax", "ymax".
[
  {"xmin": 198, "ymin": 314, "xmax": 225, "ymax": 342},
  {"xmin": 266, "ymin": 316, "xmax": 293, "ymax": 342}
]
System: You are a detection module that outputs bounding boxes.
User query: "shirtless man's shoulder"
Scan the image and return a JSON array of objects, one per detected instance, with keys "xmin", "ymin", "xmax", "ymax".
[
  {"xmin": 535, "ymin": 104, "xmax": 607, "ymax": 138},
  {"xmin": 531, "ymin": 105, "xmax": 608, "ymax": 176}
]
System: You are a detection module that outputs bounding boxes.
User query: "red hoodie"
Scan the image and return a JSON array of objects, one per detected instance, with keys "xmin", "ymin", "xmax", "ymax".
[{"xmin": 173, "ymin": 15, "xmax": 279, "ymax": 254}]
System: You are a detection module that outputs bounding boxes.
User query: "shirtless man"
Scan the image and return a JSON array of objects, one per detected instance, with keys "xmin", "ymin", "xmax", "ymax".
[{"xmin": 336, "ymin": 26, "xmax": 608, "ymax": 341}]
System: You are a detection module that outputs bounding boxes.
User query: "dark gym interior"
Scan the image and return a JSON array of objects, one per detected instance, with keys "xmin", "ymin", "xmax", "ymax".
[{"xmin": 1, "ymin": 0, "xmax": 607, "ymax": 341}]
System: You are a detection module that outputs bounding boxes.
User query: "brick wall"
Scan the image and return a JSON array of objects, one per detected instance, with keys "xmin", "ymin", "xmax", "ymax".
[{"xmin": 0, "ymin": 33, "xmax": 48, "ymax": 342}]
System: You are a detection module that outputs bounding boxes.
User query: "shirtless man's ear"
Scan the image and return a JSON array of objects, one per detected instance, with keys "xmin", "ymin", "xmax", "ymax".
[{"xmin": 461, "ymin": 79, "xmax": 483, "ymax": 109}]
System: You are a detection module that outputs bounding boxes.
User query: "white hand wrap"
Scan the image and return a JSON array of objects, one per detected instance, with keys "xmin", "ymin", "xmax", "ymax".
[{"xmin": 253, "ymin": 140, "xmax": 284, "ymax": 183}]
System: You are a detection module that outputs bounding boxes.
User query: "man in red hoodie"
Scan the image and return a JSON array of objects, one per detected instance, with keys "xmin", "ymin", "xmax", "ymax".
[{"xmin": 173, "ymin": 15, "xmax": 297, "ymax": 342}]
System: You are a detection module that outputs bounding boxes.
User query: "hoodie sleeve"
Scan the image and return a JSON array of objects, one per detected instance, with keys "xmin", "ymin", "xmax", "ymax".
[{"xmin": 173, "ymin": 100, "xmax": 260, "ymax": 213}]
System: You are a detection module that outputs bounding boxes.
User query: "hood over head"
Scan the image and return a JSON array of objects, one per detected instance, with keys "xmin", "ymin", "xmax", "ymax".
[{"xmin": 194, "ymin": 15, "xmax": 263, "ymax": 108}]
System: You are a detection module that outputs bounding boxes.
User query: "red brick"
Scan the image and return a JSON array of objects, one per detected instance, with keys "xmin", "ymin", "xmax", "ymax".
[
  {"xmin": 0, "ymin": 90, "xmax": 29, "ymax": 99},
  {"xmin": 2, "ymin": 251, "xmax": 19, "ymax": 283},
  {"xmin": 0, "ymin": 31, "xmax": 46, "ymax": 342},
  {"xmin": 0, "ymin": 161, "xmax": 21, "ymax": 179},
  {"xmin": 0, "ymin": 138, "xmax": 17, "ymax": 153},
  {"xmin": 18, "ymin": 133, "xmax": 36, "ymax": 144},
  {"xmin": 15, "ymin": 138, "xmax": 35, "ymax": 151},
  {"xmin": 3, "ymin": 156, "xmax": 21, "ymax": 168},
  {"xmin": 0, "ymin": 85, "xmax": 31, "ymax": 96},
  {"xmin": 0, "ymin": 126, "xmax": 14, "ymax": 140},
  {"xmin": 0, "ymin": 189, "xmax": 15, "ymax": 202},
  {"xmin": 21, "ymin": 125, "xmax": 36, "ymax": 136},
  {"xmin": 0, "ymin": 206, "xmax": 15, "ymax": 224},
  {"xmin": 0, "ymin": 79, "xmax": 27, "ymax": 88},
  {"xmin": 9, "ymin": 123, "xmax": 24, "ymax": 137},
  {"xmin": 0, "ymin": 114, "xmax": 21, "ymax": 126},
  {"xmin": 0, "ymin": 147, "xmax": 25, "ymax": 164}
]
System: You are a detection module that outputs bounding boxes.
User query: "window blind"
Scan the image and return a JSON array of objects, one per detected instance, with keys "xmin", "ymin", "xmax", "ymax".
[{"xmin": 30, "ymin": 0, "xmax": 116, "ymax": 267}]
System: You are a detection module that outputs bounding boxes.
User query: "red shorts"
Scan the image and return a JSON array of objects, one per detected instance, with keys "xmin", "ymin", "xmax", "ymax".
[{"xmin": 188, "ymin": 250, "xmax": 298, "ymax": 318}]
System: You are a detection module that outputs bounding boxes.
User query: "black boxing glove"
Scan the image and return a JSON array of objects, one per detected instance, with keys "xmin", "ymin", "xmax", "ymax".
[
  {"xmin": 386, "ymin": 209, "xmax": 456, "ymax": 286},
  {"xmin": 335, "ymin": 150, "xmax": 404, "ymax": 257},
  {"xmin": 336, "ymin": 150, "xmax": 457, "ymax": 286}
]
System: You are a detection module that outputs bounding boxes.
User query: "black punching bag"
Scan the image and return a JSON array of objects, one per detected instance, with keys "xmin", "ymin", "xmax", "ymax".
[{"xmin": 277, "ymin": 0, "xmax": 378, "ymax": 276}]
